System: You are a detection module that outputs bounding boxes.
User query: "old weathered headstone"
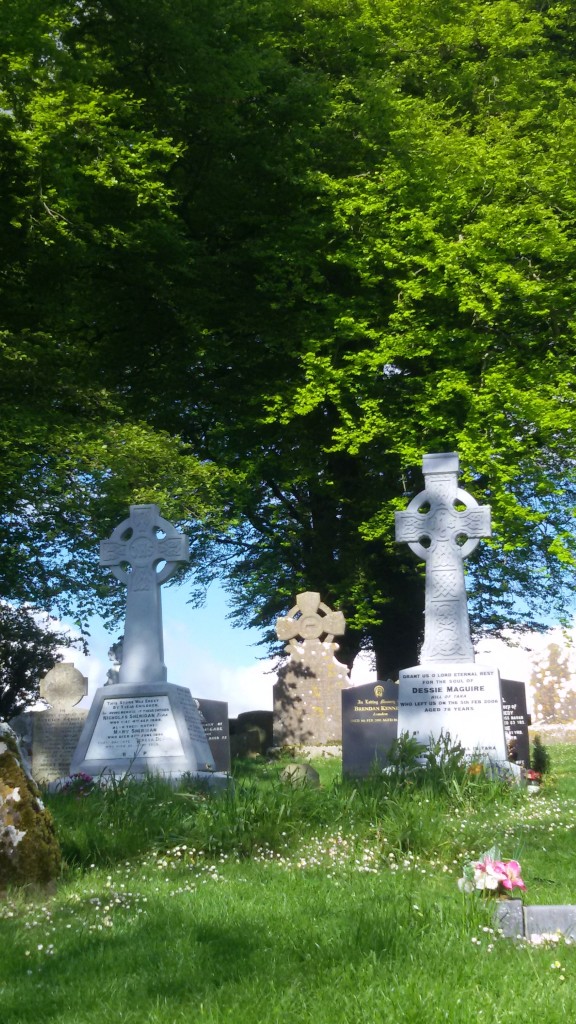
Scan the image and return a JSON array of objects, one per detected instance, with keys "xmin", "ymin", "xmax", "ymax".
[
  {"xmin": 500, "ymin": 679, "xmax": 531, "ymax": 767},
  {"xmin": 10, "ymin": 663, "xmax": 88, "ymax": 783},
  {"xmin": 273, "ymin": 592, "xmax": 350, "ymax": 747},
  {"xmin": 229, "ymin": 710, "xmax": 273, "ymax": 759},
  {"xmin": 71, "ymin": 504, "xmax": 221, "ymax": 783},
  {"xmin": 342, "ymin": 680, "xmax": 399, "ymax": 776},
  {"xmin": 279, "ymin": 763, "xmax": 320, "ymax": 788},
  {"xmin": 395, "ymin": 453, "xmax": 507, "ymax": 762}
]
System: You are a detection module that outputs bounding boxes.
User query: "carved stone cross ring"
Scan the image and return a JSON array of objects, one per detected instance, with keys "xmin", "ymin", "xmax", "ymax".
[
  {"xmin": 100, "ymin": 504, "xmax": 189, "ymax": 685},
  {"xmin": 276, "ymin": 592, "xmax": 345, "ymax": 652},
  {"xmin": 395, "ymin": 453, "xmax": 491, "ymax": 663}
]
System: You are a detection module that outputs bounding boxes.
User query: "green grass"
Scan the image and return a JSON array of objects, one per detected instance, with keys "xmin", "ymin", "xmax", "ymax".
[{"xmin": 1, "ymin": 746, "xmax": 576, "ymax": 1023}]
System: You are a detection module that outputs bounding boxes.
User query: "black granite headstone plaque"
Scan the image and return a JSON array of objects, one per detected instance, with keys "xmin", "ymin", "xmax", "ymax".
[
  {"xmin": 500, "ymin": 679, "xmax": 531, "ymax": 768},
  {"xmin": 342, "ymin": 681, "xmax": 399, "ymax": 777},
  {"xmin": 195, "ymin": 699, "xmax": 231, "ymax": 773}
]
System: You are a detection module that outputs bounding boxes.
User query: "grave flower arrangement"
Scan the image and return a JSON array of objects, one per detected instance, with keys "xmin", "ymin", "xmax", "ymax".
[
  {"xmin": 61, "ymin": 772, "xmax": 95, "ymax": 797},
  {"xmin": 458, "ymin": 846, "xmax": 526, "ymax": 898},
  {"xmin": 525, "ymin": 769, "xmax": 542, "ymax": 785}
]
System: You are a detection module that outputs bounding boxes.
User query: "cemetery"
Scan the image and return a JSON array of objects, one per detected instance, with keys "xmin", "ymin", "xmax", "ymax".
[
  {"xmin": 4, "ymin": 2, "xmax": 576, "ymax": 1020},
  {"xmin": 2, "ymin": 456, "xmax": 576, "ymax": 1024}
]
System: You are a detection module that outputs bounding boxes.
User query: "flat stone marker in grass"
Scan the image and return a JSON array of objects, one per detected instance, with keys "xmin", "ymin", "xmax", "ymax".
[
  {"xmin": 395, "ymin": 453, "xmax": 507, "ymax": 763},
  {"xmin": 495, "ymin": 901, "xmax": 576, "ymax": 941},
  {"xmin": 71, "ymin": 504, "xmax": 224, "ymax": 785}
]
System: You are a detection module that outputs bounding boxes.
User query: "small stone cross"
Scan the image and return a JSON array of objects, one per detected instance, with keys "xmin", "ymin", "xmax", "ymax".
[
  {"xmin": 395, "ymin": 453, "xmax": 491, "ymax": 662},
  {"xmin": 100, "ymin": 504, "xmax": 189, "ymax": 685},
  {"xmin": 276, "ymin": 592, "xmax": 345, "ymax": 653}
]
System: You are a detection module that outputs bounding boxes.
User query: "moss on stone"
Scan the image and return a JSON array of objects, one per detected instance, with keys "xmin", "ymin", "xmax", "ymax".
[{"xmin": 0, "ymin": 724, "xmax": 61, "ymax": 889}]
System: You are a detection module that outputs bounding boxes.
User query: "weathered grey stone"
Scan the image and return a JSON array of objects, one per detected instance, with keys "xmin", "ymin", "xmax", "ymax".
[
  {"xmin": 524, "ymin": 905, "xmax": 576, "ymax": 941},
  {"xmin": 494, "ymin": 899, "xmax": 524, "ymax": 939},
  {"xmin": 229, "ymin": 711, "xmax": 273, "ymax": 759},
  {"xmin": 0, "ymin": 722, "xmax": 61, "ymax": 889},
  {"xmin": 495, "ymin": 902, "xmax": 576, "ymax": 941},
  {"xmin": 273, "ymin": 592, "xmax": 350, "ymax": 747},
  {"xmin": 279, "ymin": 763, "xmax": 320, "ymax": 787},
  {"xmin": 395, "ymin": 454, "xmax": 507, "ymax": 762},
  {"xmin": 11, "ymin": 663, "xmax": 88, "ymax": 783}
]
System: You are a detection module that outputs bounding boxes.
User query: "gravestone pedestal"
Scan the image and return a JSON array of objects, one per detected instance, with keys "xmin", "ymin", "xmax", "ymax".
[
  {"xmin": 397, "ymin": 664, "xmax": 507, "ymax": 760},
  {"xmin": 71, "ymin": 682, "xmax": 217, "ymax": 781}
]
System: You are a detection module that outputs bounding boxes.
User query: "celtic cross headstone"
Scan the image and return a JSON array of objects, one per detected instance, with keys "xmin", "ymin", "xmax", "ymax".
[
  {"xmin": 100, "ymin": 504, "xmax": 189, "ymax": 685},
  {"xmin": 395, "ymin": 452, "xmax": 491, "ymax": 663},
  {"xmin": 276, "ymin": 591, "xmax": 346, "ymax": 649},
  {"xmin": 70, "ymin": 505, "xmax": 224, "ymax": 786},
  {"xmin": 394, "ymin": 453, "xmax": 507, "ymax": 764},
  {"xmin": 273, "ymin": 592, "xmax": 350, "ymax": 747}
]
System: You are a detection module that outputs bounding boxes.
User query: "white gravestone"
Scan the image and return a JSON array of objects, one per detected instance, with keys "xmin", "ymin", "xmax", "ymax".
[
  {"xmin": 395, "ymin": 453, "xmax": 507, "ymax": 762},
  {"xmin": 71, "ymin": 504, "xmax": 221, "ymax": 783}
]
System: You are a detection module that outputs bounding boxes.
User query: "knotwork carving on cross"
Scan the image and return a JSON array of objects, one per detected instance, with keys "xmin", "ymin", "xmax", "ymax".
[
  {"xmin": 99, "ymin": 504, "xmax": 189, "ymax": 685},
  {"xmin": 100, "ymin": 504, "xmax": 189, "ymax": 591},
  {"xmin": 276, "ymin": 592, "xmax": 346, "ymax": 654},
  {"xmin": 395, "ymin": 453, "xmax": 491, "ymax": 663}
]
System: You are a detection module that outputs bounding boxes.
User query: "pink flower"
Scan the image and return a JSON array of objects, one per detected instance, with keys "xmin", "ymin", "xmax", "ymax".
[
  {"xmin": 499, "ymin": 859, "xmax": 526, "ymax": 891},
  {"xmin": 473, "ymin": 855, "xmax": 508, "ymax": 891}
]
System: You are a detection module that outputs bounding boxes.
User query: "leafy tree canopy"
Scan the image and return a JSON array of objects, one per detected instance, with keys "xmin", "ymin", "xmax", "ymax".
[
  {"xmin": 2, "ymin": 0, "xmax": 576, "ymax": 676},
  {"xmin": 0, "ymin": 603, "xmax": 76, "ymax": 719}
]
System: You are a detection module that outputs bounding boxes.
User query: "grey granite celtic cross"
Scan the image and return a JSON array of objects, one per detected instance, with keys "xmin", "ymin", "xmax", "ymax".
[
  {"xmin": 395, "ymin": 453, "xmax": 491, "ymax": 663},
  {"xmin": 99, "ymin": 504, "xmax": 189, "ymax": 685}
]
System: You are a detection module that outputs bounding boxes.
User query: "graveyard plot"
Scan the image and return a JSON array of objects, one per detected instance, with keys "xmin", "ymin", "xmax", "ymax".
[{"xmin": 1, "ymin": 745, "xmax": 576, "ymax": 1023}]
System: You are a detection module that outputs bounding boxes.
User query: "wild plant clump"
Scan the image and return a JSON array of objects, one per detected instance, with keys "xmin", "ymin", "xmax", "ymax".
[{"xmin": 531, "ymin": 734, "xmax": 551, "ymax": 776}]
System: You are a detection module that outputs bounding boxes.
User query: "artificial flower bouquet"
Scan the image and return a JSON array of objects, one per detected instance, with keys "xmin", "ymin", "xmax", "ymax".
[{"xmin": 458, "ymin": 846, "xmax": 526, "ymax": 898}]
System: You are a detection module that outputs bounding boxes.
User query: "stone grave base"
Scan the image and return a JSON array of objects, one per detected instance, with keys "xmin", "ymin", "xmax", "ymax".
[
  {"xmin": 70, "ymin": 682, "xmax": 222, "ymax": 780},
  {"xmin": 46, "ymin": 768, "xmax": 230, "ymax": 793}
]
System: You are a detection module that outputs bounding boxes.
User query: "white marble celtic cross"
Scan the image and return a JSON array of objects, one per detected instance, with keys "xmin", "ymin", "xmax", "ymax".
[
  {"xmin": 100, "ymin": 504, "xmax": 189, "ymax": 685},
  {"xmin": 395, "ymin": 453, "xmax": 491, "ymax": 663}
]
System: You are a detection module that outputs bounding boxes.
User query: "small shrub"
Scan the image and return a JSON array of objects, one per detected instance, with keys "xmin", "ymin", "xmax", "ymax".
[{"xmin": 531, "ymin": 734, "xmax": 551, "ymax": 775}]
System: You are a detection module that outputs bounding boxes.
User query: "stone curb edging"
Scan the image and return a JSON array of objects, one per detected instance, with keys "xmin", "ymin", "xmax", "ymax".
[{"xmin": 495, "ymin": 901, "xmax": 576, "ymax": 940}]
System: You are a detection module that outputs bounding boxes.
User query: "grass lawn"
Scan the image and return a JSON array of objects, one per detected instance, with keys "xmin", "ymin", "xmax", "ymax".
[{"xmin": 1, "ymin": 745, "xmax": 576, "ymax": 1023}]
